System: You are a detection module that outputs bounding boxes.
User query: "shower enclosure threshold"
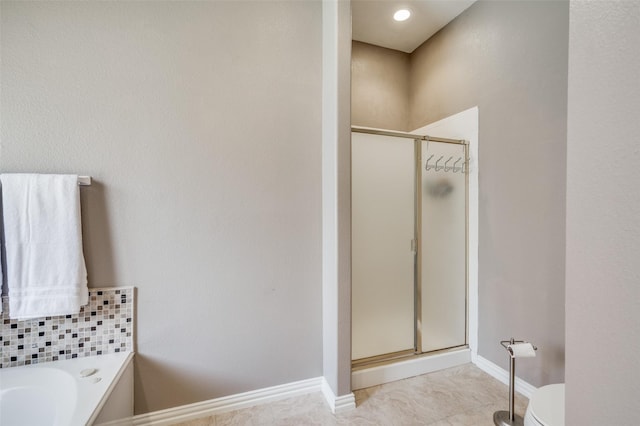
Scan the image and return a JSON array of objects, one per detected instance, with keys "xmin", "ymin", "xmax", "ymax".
[
  {"xmin": 351, "ymin": 346, "xmax": 470, "ymax": 390},
  {"xmin": 352, "ymin": 349, "xmax": 418, "ymax": 370}
]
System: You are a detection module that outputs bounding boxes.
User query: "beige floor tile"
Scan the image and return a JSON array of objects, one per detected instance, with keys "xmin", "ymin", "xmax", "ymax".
[
  {"xmin": 171, "ymin": 414, "xmax": 216, "ymax": 426},
  {"xmin": 216, "ymin": 404, "xmax": 276, "ymax": 426},
  {"xmin": 167, "ymin": 364, "xmax": 531, "ymax": 426},
  {"xmin": 429, "ymin": 401, "xmax": 528, "ymax": 426},
  {"xmin": 270, "ymin": 393, "xmax": 337, "ymax": 426}
]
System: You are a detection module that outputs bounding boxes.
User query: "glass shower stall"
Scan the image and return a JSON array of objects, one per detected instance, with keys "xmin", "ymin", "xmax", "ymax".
[{"xmin": 351, "ymin": 127, "xmax": 468, "ymax": 365}]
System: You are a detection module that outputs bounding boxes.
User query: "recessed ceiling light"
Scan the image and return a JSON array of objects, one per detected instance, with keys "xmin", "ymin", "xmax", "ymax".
[{"xmin": 393, "ymin": 9, "xmax": 411, "ymax": 22}]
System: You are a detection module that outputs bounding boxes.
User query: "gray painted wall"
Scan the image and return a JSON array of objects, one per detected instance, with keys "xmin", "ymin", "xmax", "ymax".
[
  {"xmin": 409, "ymin": 0, "xmax": 568, "ymax": 387},
  {"xmin": 350, "ymin": 0, "xmax": 568, "ymax": 386},
  {"xmin": 1, "ymin": 1, "xmax": 323, "ymax": 413},
  {"xmin": 351, "ymin": 41, "xmax": 410, "ymax": 131},
  {"xmin": 566, "ymin": 1, "xmax": 640, "ymax": 423}
]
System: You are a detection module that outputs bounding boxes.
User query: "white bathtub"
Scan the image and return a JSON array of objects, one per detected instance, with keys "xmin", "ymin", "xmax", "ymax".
[{"xmin": 0, "ymin": 351, "xmax": 134, "ymax": 426}]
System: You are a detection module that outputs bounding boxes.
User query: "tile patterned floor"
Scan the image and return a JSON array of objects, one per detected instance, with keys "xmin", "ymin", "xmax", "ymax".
[{"xmin": 172, "ymin": 364, "xmax": 529, "ymax": 426}]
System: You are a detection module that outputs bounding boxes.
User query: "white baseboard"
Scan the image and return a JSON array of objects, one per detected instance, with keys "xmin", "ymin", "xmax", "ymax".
[
  {"xmin": 351, "ymin": 348, "xmax": 471, "ymax": 390},
  {"xmin": 321, "ymin": 378, "xmax": 356, "ymax": 414},
  {"xmin": 473, "ymin": 355, "xmax": 537, "ymax": 399},
  {"xmin": 131, "ymin": 377, "xmax": 324, "ymax": 425}
]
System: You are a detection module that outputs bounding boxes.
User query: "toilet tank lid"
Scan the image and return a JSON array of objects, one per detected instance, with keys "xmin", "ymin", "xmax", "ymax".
[{"xmin": 530, "ymin": 384, "xmax": 565, "ymax": 426}]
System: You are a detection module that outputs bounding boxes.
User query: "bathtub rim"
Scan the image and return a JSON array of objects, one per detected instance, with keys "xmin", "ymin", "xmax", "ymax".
[{"xmin": 0, "ymin": 351, "xmax": 134, "ymax": 426}]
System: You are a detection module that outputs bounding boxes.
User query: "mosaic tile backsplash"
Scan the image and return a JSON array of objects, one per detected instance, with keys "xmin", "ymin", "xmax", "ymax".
[{"xmin": 0, "ymin": 287, "xmax": 134, "ymax": 368}]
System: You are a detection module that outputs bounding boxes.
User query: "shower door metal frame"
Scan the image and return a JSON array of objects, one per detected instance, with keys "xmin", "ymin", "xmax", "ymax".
[
  {"xmin": 351, "ymin": 126, "xmax": 464, "ymax": 146},
  {"xmin": 351, "ymin": 126, "xmax": 469, "ymax": 366}
]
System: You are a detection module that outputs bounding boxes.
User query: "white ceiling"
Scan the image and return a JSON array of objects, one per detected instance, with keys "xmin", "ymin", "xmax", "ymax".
[{"xmin": 352, "ymin": 0, "xmax": 477, "ymax": 53}]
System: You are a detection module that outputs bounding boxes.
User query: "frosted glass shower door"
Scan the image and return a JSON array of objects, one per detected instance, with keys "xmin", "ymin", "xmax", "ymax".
[
  {"xmin": 420, "ymin": 141, "xmax": 467, "ymax": 352},
  {"xmin": 352, "ymin": 132, "xmax": 415, "ymax": 361}
]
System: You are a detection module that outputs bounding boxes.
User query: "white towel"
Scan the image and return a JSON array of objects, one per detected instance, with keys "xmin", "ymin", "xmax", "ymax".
[
  {"xmin": 0, "ymin": 219, "xmax": 3, "ymax": 314},
  {"xmin": 1, "ymin": 197, "xmax": 3, "ymax": 313},
  {"xmin": 0, "ymin": 174, "xmax": 88, "ymax": 319}
]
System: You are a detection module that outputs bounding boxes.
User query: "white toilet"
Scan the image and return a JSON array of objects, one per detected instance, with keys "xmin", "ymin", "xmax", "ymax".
[{"xmin": 524, "ymin": 384, "xmax": 565, "ymax": 426}]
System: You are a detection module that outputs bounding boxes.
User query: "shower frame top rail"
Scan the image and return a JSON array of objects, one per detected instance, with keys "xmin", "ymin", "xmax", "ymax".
[{"xmin": 351, "ymin": 126, "xmax": 467, "ymax": 145}]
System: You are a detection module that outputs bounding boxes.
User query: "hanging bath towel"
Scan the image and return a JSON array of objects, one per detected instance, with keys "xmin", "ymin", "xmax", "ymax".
[
  {"xmin": 0, "ymin": 174, "xmax": 88, "ymax": 319},
  {"xmin": 0, "ymin": 209, "xmax": 3, "ymax": 314}
]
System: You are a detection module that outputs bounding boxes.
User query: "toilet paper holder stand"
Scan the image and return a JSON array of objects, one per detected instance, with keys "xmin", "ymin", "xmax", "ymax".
[{"xmin": 493, "ymin": 337, "xmax": 537, "ymax": 426}]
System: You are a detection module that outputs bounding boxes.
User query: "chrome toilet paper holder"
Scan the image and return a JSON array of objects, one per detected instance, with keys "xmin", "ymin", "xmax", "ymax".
[
  {"xmin": 500, "ymin": 338, "xmax": 538, "ymax": 356},
  {"xmin": 494, "ymin": 337, "xmax": 538, "ymax": 426}
]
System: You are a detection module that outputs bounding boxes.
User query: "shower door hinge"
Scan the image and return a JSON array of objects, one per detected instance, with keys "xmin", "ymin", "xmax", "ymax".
[{"xmin": 411, "ymin": 239, "xmax": 417, "ymax": 254}]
